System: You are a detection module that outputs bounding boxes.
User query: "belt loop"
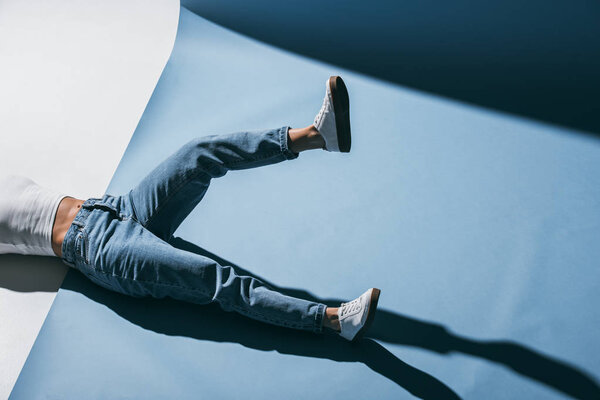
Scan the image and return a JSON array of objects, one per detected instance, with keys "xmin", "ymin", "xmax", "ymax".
[{"xmin": 81, "ymin": 198, "xmax": 98, "ymax": 210}]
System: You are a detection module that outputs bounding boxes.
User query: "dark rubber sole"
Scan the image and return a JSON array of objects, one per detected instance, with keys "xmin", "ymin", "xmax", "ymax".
[
  {"xmin": 329, "ymin": 76, "xmax": 351, "ymax": 153},
  {"xmin": 352, "ymin": 288, "xmax": 381, "ymax": 343}
]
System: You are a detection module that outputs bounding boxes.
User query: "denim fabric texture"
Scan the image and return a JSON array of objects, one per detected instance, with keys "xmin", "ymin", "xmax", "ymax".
[{"xmin": 61, "ymin": 127, "xmax": 326, "ymax": 333}]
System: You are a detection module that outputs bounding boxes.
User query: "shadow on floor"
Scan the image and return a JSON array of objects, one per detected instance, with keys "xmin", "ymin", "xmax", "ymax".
[
  {"xmin": 181, "ymin": 0, "xmax": 600, "ymax": 137},
  {"xmin": 60, "ymin": 237, "xmax": 600, "ymax": 399},
  {"xmin": 0, "ymin": 254, "xmax": 67, "ymax": 293}
]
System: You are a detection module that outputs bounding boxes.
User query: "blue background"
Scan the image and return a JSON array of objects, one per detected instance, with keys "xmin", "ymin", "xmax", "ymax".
[
  {"xmin": 181, "ymin": 0, "xmax": 600, "ymax": 135},
  {"xmin": 11, "ymin": 6, "xmax": 600, "ymax": 399}
]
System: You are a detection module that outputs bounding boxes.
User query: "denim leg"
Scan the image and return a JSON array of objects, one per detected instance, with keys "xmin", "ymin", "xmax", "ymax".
[
  {"xmin": 128, "ymin": 127, "xmax": 298, "ymax": 241},
  {"xmin": 78, "ymin": 213, "xmax": 325, "ymax": 333}
]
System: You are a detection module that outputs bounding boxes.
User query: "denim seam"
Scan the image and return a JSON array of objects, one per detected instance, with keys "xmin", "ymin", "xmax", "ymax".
[
  {"xmin": 225, "ymin": 148, "xmax": 283, "ymax": 168},
  {"xmin": 314, "ymin": 303, "xmax": 325, "ymax": 333},
  {"xmin": 230, "ymin": 303, "xmax": 314, "ymax": 329},
  {"xmin": 144, "ymin": 137, "xmax": 287, "ymax": 229},
  {"xmin": 144, "ymin": 156, "xmax": 247, "ymax": 228},
  {"xmin": 78, "ymin": 222, "xmax": 211, "ymax": 296},
  {"xmin": 76, "ymin": 227, "xmax": 90, "ymax": 265},
  {"xmin": 63, "ymin": 206, "xmax": 92, "ymax": 264},
  {"xmin": 84, "ymin": 267, "xmax": 212, "ymax": 297},
  {"xmin": 83, "ymin": 269, "xmax": 314, "ymax": 329},
  {"xmin": 277, "ymin": 126, "xmax": 299, "ymax": 160},
  {"xmin": 78, "ymin": 211, "xmax": 214, "ymax": 298},
  {"xmin": 126, "ymin": 190, "xmax": 140, "ymax": 222},
  {"xmin": 143, "ymin": 167, "xmax": 207, "ymax": 228},
  {"xmin": 222, "ymin": 127, "xmax": 294, "ymax": 168},
  {"xmin": 80, "ymin": 257, "xmax": 315, "ymax": 330}
]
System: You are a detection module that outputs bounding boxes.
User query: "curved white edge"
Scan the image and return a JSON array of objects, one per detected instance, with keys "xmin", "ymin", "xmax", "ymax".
[{"xmin": 0, "ymin": 1, "xmax": 180, "ymax": 398}]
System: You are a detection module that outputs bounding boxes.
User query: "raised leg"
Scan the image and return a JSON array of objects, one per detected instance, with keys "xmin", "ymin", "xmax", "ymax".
[{"xmin": 128, "ymin": 127, "xmax": 302, "ymax": 241}]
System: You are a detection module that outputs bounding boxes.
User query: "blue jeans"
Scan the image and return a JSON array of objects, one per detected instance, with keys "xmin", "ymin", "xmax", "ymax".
[{"xmin": 61, "ymin": 127, "xmax": 326, "ymax": 333}]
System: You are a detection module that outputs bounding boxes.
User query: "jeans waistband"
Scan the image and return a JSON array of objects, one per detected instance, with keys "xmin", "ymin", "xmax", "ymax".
[
  {"xmin": 61, "ymin": 197, "xmax": 121, "ymax": 265},
  {"xmin": 81, "ymin": 196, "xmax": 121, "ymax": 213},
  {"xmin": 61, "ymin": 202, "xmax": 91, "ymax": 266}
]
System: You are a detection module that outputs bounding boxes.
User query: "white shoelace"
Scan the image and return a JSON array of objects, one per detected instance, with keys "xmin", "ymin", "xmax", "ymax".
[
  {"xmin": 340, "ymin": 297, "xmax": 362, "ymax": 318},
  {"xmin": 314, "ymin": 91, "xmax": 331, "ymax": 126},
  {"xmin": 315, "ymin": 100, "xmax": 325, "ymax": 124}
]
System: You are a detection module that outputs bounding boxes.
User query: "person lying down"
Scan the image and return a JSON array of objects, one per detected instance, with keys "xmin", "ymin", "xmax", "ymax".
[{"xmin": 0, "ymin": 76, "xmax": 380, "ymax": 342}]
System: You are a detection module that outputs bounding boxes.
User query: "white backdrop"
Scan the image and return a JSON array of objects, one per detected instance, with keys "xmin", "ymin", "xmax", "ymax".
[{"xmin": 0, "ymin": 1, "xmax": 179, "ymax": 397}]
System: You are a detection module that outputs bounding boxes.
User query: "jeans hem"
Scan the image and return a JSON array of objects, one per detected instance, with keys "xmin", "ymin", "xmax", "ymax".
[
  {"xmin": 278, "ymin": 126, "xmax": 299, "ymax": 160},
  {"xmin": 313, "ymin": 303, "xmax": 326, "ymax": 334}
]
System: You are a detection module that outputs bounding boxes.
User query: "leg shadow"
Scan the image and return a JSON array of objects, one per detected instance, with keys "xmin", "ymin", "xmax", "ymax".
[
  {"xmin": 59, "ymin": 238, "xmax": 461, "ymax": 399},
  {"xmin": 168, "ymin": 237, "xmax": 600, "ymax": 400},
  {"xmin": 370, "ymin": 312, "xmax": 600, "ymax": 400}
]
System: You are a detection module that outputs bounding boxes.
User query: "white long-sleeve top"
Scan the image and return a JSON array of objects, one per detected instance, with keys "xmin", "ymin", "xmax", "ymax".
[{"xmin": 0, "ymin": 175, "xmax": 66, "ymax": 256}]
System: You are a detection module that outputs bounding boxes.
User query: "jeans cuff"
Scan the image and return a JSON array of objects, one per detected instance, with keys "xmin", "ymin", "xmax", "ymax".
[
  {"xmin": 313, "ymin": 303, "xmax": 326, "ymax": 333},
  {"xmin": 278, "ymin": 126, "xmax": 299, "ymax": 160}
]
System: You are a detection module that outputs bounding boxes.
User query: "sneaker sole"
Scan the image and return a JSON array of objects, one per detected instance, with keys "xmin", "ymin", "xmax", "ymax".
[
  {"xmin": 351, "ymin": 288, "xmax": 381, "ymax": 343},
  {"xmin": 329, "ymin": 76, "xmax": 351, "ymax": 153}
]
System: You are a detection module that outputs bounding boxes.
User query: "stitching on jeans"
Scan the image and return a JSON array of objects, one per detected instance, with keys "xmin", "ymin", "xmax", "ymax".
[
  {"xmin": 84, "ymin": 264, "xmax": 211, "ymax": 297},
  {"xmin": 278, "ymin": 126, "xmax": 297, "ymax": 160},
  {"xmin": 230, "ymin": 303, "xmax": 312, "ymax": 329},
  {"xmin": 314, "ymin": 304, "xmax": 325, "ymax": 332},
  {"xmin": 225, "ymin": 150, "xmax": 282, "ymax": 168},
  {"xmin": 278, "ymin": 126, "xmax": 288, "ymax": 156},
  {"xmin": 144, "ymin": 145, "xmax": 284, "ymax": 229},
  {"xmin": 85, "ymin": 267, "xmax": 313, "ymax": 330},
  {"xmin": 145, "ymin": 132, "xmax": 286, "ymax": 227},
  {"xmin": 228, "ymin": 297, "xmax": 308, "ymax": 328},
  {"xmin": 143, "ymin": 146, "xmax": 238, "ymax": 228},
  {"xmin": 76, "ymin": 228, "xmax": 90, "ymax": 265},
  {"xmin": 83, "ymin": 264, "xmax": 313, "ymax": 330},
  {"xmin": 84, "ymin": 268, "xmax": 316, "ymax": 329},
  {"xmin": 127, "ymin": 190, "xmax": 140, "ymax": 222},
  {"xmin": 143, "ymin": 167, "xmax": 205, "ymax": 228},
  {"xmin": 78, "ymin": 209, "xmax": 211, "ymax": 297}
]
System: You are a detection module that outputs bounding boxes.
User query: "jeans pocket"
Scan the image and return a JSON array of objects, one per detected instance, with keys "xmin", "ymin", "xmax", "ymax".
[
  {"xmin": 74, "ymin": 228, "xmax": 89, "ymax": 264},
  {"xmin": 74, "ymin": 230, "xmax": 113, "ymax": 290}
]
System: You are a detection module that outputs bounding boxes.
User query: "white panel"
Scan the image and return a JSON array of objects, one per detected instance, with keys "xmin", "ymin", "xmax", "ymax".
[{"xmin": 0, "ymin": 1, "xmax": 179, "ymax": 398}]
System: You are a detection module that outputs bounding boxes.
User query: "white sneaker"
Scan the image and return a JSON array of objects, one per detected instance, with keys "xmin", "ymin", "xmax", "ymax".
[
  {"xmin": 338, "ymin": 288, "xmax": 381, "ymax": 341},
  {"xmin": 313, "ymin": 76, "xmax": 351, "ymax": 153}
]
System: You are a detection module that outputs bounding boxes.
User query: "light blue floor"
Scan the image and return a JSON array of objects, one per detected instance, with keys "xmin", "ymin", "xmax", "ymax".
[{"xmin": 11, "ymin": 7, "xmax": 600, "ymax": 399}]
